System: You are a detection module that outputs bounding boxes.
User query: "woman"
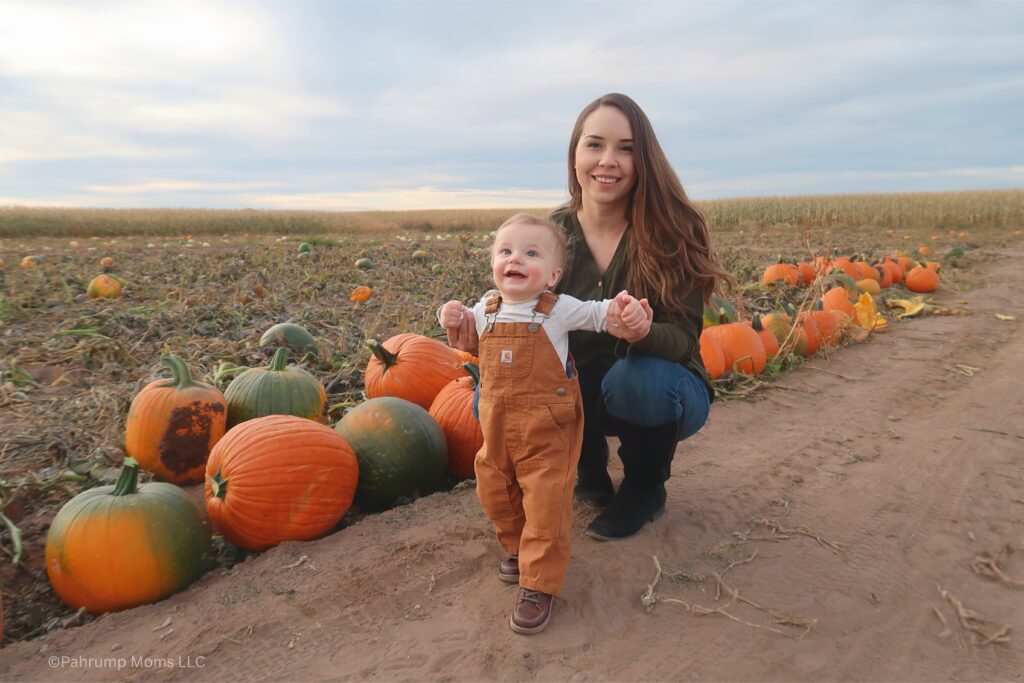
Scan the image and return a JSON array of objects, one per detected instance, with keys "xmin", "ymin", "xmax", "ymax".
[{"xmin": 450, "ymin": 93, "xmax": 731, "ymax": 540}]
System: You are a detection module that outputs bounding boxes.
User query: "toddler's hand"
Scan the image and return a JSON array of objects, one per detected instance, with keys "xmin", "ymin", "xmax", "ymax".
[
  {"xmin": 439, "ymin": 300, "xmax": 467, "ymax": 330},
  {"xmin": 616, "ymin": 291, "xmax": 649, "ymax": 330}
]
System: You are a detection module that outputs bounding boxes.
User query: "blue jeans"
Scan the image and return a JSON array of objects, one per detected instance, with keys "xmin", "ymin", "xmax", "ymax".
[
  {"xmin": 472, "ymin": 354, "xmax": 710, "ymax": 440},
  {"xmin": 580, "ymin": 354, "xmax": 710, "ymax": 440}
]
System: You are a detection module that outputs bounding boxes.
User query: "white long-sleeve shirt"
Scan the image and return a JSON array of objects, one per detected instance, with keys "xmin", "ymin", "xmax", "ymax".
[{"xmin": 464, "ymin": 290, "xmax": 611, "ymax": 369}]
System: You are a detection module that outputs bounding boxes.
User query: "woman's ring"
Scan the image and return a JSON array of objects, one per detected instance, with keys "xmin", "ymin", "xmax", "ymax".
[{"xmin": 611, "ymin": 323, "xmax": 621, "ymax": 328}]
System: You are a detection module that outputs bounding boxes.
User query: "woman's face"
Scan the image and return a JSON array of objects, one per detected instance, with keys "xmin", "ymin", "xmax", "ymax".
[{"xmin": 574, "ymin": 105, "xmax": 636, "ymax": 212}]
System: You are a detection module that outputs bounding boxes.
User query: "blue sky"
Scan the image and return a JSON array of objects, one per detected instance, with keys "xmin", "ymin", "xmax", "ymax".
[{"xmin": 1, "ymin": 1, "xmax": 1022, "ymax": 210}]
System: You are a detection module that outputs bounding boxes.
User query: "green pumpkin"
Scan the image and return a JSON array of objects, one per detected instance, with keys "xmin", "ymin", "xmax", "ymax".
[
  {"xmin": 259, "ymin": 322, "xmax": 317, "ymax": 355},
  {"xmin": 703, "ymin": 293, "xmax": 736, "ymax": 327},
  {"xmin": 334, "ymin": 397, "xmax": 447, "ymax": 511},
  {"xmin": 45, "ymin": 458, "xmax": 211, "ymax": 614},
  {"xmin": 298, "ymin": 242, "xmax": 312, "ymax": 254},
  {"xmin": 224, "ymin": 348, "xmax": 327, "ymax": 427}
]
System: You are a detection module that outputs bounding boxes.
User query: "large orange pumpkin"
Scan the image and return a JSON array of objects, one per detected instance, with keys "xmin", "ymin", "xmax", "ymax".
[
  {"xmin": 364, "ymin": 333, "xmax": 465, "ymax": 410},
  {"xmin": 703, "ymin": 322, "xmax": 766, "ymax": 375},
  {"xmin": 45, "ymin": 458, "xmax": 211, "ymax": 614},
  {"xmin": 699, "ymin": 329, "xmax": 726, "ymax": 380},
  {"xmin": 125, "ymin": 355, "xmax": 227, "ymax": 484},
  {"xmin": 428, "ymin": 364, "xmax": 483, "ymax": 480},
  {"xmin": 905, "ymin": 265, "xmax": 939, "ymax": 293},
  {"xmin": 205, "ymin": 415, "xmax": 359, "ymax": 550}
]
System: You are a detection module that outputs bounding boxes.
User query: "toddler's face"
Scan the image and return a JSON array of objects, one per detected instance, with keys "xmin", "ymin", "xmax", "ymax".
[{"xmin": 491, "ymin": 222, "xmax": 563, "ymax": 304}]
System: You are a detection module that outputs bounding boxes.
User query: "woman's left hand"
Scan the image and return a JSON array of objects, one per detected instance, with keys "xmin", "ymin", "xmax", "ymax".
[{"xmin": 607, "ymin": 297, "xmax": 653, "ymax": 343}]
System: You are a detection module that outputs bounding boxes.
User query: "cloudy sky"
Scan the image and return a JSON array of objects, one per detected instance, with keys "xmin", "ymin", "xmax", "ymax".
[{"xmin": 2, "ymin": 1, "xmax": 1022, "ymax": 210}]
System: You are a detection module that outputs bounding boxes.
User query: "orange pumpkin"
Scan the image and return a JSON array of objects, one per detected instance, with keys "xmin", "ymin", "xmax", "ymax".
[
  {"xmin": 822, "ymin": 286, "xmax": 857, "ymax": 319},
  {"xmin": 761, "ymin": 263, "xmax": 800, "ymax": 286},
  {"xmin": 905, "ymin": 265, "xmax": 939, "ymax": 293},
  {"xmin": 873, "ymin": 262, "xmax": 896, "ymax": 288},
  {"xmin": 699, "ymin": 328, "xmax": 726, "ymax": 380},
  {"xmin": 87, "ymin": 274, "xmax": 122, "ymax": 299},
  {"xmin": 855, "ymin": 262, "xmax": 881, "ymax": 282},
  {"xmin": 808, "ymin": 307, "xmax": 850, "ymax": 346},
  {"xmin": 795, "ymin": 261, "xmax": 817, "ymax": 286},
  {"xmin": 704, "ymin": 322, "xmax": 766, "ymax": 375},
  {"xmin": 125, "ymin": 355, "xmax": 227, "ymax": 484},
  {"xmin": 830, "ymin": 257, "xmax": 860, "ymax": 279},
  {"xmin": 428, "ymin": 364, "xmax": 483, "ymax": 479},
  {"xmin": 364, "ymin": 333, "xmax": 465, "ymax": 410},
  {"xmin": 100, "ymin": 256, "xmax": 114, "ymax": 271},
  {"xmin": 349, "ymin": 285, "xmax": 373, "ymax": 302},
  {"xmin": 882, "ymin": 256, "xmax": 905, "ymax": 283},
  {"xmin": 748, "ymin": 315, "xmax": 779, "ymax": 359},
  {"xmin": 793, "ymin": 313, "xmax": 822, "ymax": 357},
  {"xmin": 856, "ymin": 278, "xmax": 882, "ymax": 296},
  {"xmin": 205, "ymin": 415, "xmax": 359, "ymax": 551}
]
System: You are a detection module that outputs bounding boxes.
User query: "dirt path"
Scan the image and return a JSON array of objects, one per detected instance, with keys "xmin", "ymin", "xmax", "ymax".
[{"xmin": 2, "ymin": 250, "xmax": 1022, "ymax": 682}]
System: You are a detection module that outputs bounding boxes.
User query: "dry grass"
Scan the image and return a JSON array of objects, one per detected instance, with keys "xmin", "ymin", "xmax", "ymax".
[{"xmin": 2, "ymin": 188, "xmax": 1022, "ymax": 238}]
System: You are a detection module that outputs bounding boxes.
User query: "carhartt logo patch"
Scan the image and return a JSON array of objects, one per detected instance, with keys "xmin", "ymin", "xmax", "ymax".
[{"xmin": 500, "ymin": 350, "xmax": 513, "ymax": 364}]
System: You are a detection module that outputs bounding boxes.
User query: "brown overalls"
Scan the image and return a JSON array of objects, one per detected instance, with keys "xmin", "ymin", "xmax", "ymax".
[{"xmin": 475, "ymin": 292, "xmax": 585, "ymax": 596}]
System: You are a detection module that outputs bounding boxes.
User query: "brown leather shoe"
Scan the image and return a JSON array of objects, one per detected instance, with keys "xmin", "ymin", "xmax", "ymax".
[
  {"xmin": 509, "ymin": 588, "xmax": 553, "ymax": 634},
  {"xmin": 498, "ymin": 555, "xmax": 519, "ymax": 583}
]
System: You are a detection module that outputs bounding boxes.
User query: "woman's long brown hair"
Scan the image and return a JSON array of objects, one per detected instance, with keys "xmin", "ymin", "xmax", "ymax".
[{"xmin": 565, "ymin": 93, "xmax": 733, "ymax": 317}]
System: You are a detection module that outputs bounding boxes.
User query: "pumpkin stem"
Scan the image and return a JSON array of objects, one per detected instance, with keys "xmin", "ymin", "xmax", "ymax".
[
  {"xmin": 269, "ymin": 347, "xmax": 290, "ymax": 372},
  {"xmin": 463, "ymin": 361, "xmax": 480, "ymax": 388},
  {"xmin": 160, "ymin": 354, "xmax": 196, "ymax": 389},
  {"xmin": 364, "ymin": 339, "xmax": 399, "ymax": 370},
  {"xmin": 751, "ymin": 314, "xmax": 764, "ymax": 332},
  {"xmin": 111, "ymin": 457, "xmax": 141, "ymax": 496},
  {"xmin": 209, "ymin": 469, "xmax": 228, "ymax": 499}
]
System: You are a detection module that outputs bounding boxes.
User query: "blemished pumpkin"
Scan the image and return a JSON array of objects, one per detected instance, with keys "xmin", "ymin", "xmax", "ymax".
[
  {"xmin": 364, "ymin": 333, "xmax": 465, "ymax": 410},
  {"xmin": 87, "ymin": 274, "xmax": 122, "ymax": 299},
  {"xmin": 45, "ymin": 458, "xmax": 211, "ymax": 614},
  {"xmin": 905, "ymin": 265, "xmax": 939, "ymax": 293},
  {"xmin": 125, "ymin": 355, "xmax": 227, "ymax": 484},
  {"xmin": 429, "ymin": 363, "xmax": 483, "ymax": 480},
  {"xmin": 699, "ymin": 329, "xmax": 726, "ymax": 380},
  {"xmin": 335, "ymin": 397, "xmax": 447, "ymax": 511},
  {"xmin": 224, "ymin": 347, "xmax": 327, "ymax": 427},
  {"xmin": 205, "ymin": 415, "xmax": 359, "ymax": 550}
]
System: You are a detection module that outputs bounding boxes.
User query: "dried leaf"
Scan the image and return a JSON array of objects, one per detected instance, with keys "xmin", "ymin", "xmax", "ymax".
[{"xmin": 995, "ymin": 314, "xmax": 1016, "ymax": 321}]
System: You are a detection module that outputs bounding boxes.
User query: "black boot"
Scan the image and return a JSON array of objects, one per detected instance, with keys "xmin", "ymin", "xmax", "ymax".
[
  {"xmin": 585, "ymin": 420, "xmax": 679, "ymax": 541},
  {"xmin": 574, "ymin": 427, "xmax": 614, "ymax": 508}
]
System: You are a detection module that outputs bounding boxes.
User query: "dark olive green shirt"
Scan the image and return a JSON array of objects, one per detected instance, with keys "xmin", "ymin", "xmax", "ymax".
[{"xmin": 551, "ymin": 208, "xmax": 714, "ymax": 402}]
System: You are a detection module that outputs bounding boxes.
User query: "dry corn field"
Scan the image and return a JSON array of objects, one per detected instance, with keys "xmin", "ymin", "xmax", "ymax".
[{"xmin": 1, "ymin": 189, "xmax": 1023, "ymax": 681}]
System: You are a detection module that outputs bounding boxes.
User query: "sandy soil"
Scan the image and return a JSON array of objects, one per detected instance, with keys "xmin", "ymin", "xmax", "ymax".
[{"xmin": 2, "ymin": 249, "xmax": 1022, "ymax": 683}]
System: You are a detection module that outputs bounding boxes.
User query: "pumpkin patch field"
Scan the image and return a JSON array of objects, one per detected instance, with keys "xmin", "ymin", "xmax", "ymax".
[{"xmin": 1, "ymin": 207, "xmax": 1023, "ymax": 681}]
